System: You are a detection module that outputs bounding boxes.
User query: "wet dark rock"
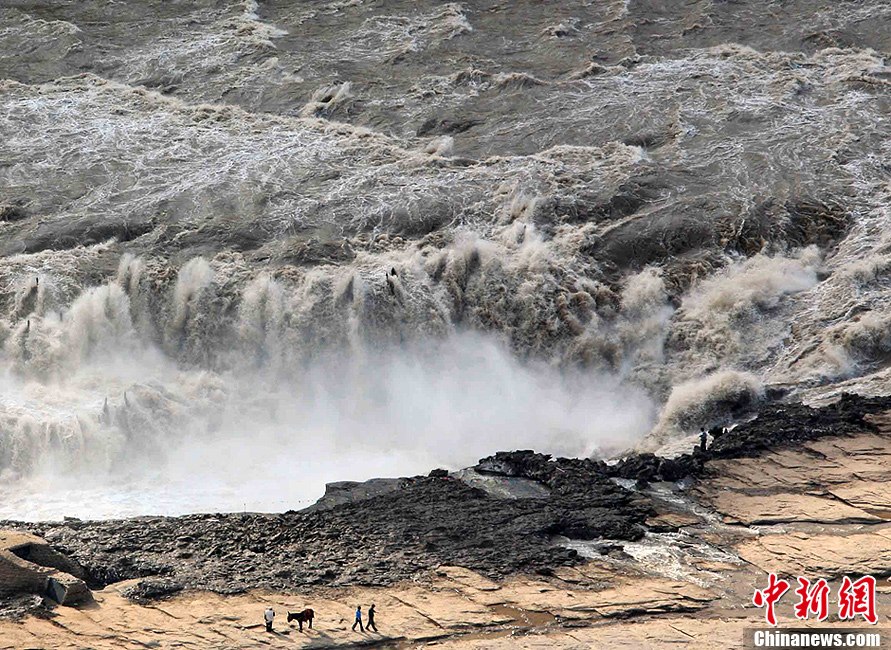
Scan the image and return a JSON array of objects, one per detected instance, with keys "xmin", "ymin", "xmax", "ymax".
[
  {"xmin": 707, "ymin": 392, "xmax": 891, "ymax": 459},
  {"xmin": 121, "ymin": 578, "xmax": 184, "ymax": 604},
  {"xmin": 0, "ymin": 594, "xmax": 48, "ymax": 621},
  {"xmin": 306, "ymin": 478, "xmax": 409, "ymax": 512},
  {"xmin": 610, "ymin": 452, "xmax": 705, "ymax": 484},
  {"xmin": 657, "ymin": 454, "xmax": 705, "ymax": 482},
  {"xmin": 609, "ymin": 393, "xmax": 891, "ymax": 484},
  {"xmin": 3, "ymin": 465, "xmax": 651, "ymax": 600},
  {"xmin": 4, "ymin": 393, "xmax": 889, "ymax": 606},
  {"xmin": 610, "ymin": 453, "xmax": 661, "ymax": 483}
]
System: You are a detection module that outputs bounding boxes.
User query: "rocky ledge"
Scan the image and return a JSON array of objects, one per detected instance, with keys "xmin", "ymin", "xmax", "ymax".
[{"xmin": 3, "ymin": 392, "xmax": 891, "ymax": 618}]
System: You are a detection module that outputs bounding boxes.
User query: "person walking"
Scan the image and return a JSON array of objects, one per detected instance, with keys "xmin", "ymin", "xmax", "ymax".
[
  {"xmin": 264, "ymin": 607, "xmax": 275, "ymax": 632},
  {"xmin": 352, "ymin": 605, "xmax": 364, "ymax": 632},
  {"xmin": 367, "ymin": 603, "xmax": 378, "ymax": 632}
]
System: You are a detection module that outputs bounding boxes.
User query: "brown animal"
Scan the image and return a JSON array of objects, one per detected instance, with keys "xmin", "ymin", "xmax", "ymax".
[{"xmin": 287, "ymin": 609, "xmax": 314, "ymax": 631}]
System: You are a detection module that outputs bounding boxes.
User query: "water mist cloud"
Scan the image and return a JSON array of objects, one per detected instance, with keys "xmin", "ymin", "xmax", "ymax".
[{"xmin": 0, "ymin": 325, "xmax": 655, "ymax": 520}]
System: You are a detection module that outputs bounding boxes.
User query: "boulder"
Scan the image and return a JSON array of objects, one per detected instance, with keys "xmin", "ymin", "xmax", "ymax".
[
  {"xmin": 305, "ymin": 477, "xmax": 410, "ymax": 511},
  {"xmin": 0, "ymin": 530, "xmax": 92, "ymax": 606}
]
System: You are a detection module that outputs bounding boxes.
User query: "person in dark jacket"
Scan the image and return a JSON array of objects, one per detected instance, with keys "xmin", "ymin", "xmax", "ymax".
[{"xmin": 367, "ymin": 603, "xmax": 378, "ymax": 632}]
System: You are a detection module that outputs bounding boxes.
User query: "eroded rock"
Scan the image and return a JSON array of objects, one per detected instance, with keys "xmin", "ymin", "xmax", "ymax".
[{"xmin": 0, "ymin": 531, "xmax": 91, "ymax": 606}]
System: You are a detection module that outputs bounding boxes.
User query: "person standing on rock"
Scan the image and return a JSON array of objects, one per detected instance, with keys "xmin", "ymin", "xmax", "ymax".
[
  {"xmin": 264, "ymin": 607, "xmax": 275, "ymax": 632},
  {"xmin": 352, "ymin": 605, "xmax": 364, "ymax": 632},
  {"xmin": 367, "ymin": 603, "xmax": 378, "ymax": 632},
  {"xmin": 699, "ymin": 427, "xmax": 708, "ymax": 452}
]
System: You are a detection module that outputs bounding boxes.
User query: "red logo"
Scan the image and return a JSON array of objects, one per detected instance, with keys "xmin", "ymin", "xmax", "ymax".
[
  {"xmin": 793, "ymin": 577, "xmax": 830, "ymax": 621},
  {"xmin": 838, "ymin": 576, "xmax": 878, "ymax": 625},
  {"xmin": 753, "ymin": 574, "xmax": 878, "ymax": 625},
  {"xmin": 753, "ymin": 573, "xmax": 791, "ymax": 626}
]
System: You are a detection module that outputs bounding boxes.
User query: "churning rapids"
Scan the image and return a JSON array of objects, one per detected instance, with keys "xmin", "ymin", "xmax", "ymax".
[{"xmin": 0, "ymin": 0, "xmax": 889, "ymax": 520}]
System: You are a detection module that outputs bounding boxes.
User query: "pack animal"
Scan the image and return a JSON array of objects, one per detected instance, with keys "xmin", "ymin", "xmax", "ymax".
[{"xmin": 287, "ymin": 609, "xmax": 314, "ymax": 631}]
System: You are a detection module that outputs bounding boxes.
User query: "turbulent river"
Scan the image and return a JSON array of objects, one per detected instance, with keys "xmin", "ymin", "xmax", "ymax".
[{"xmin": 0, "ymin": 0, "xmax": 889, "ymax": 519}]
